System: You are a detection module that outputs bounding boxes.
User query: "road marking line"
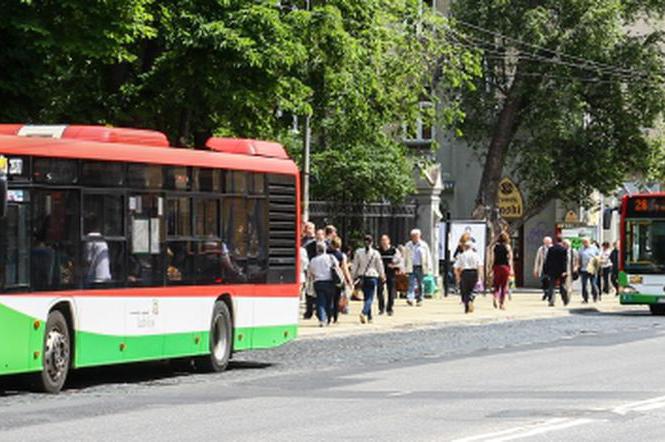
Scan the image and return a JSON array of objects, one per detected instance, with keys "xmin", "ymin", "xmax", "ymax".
[
  {"xmin": 612, "ymin": 394, "xmax": 665, "ymax": 415},
  {"xmin": 452, "ymin": 418, "xmax": 595, "ymax": 442}
]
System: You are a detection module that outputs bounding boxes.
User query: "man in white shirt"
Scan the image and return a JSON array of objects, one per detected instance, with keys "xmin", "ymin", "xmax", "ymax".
[
  {"xmin": 403, "ymin": 229, "xmax": 432, "ymax": 306},
  {"xmin": 308, "ymin": 242, "xmax": 342, "ymax": 327}
]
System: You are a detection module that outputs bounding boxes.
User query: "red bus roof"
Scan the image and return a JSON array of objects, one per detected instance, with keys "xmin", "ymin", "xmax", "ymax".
[
  {"xmin": 0, "ymin": 134, "xmax": 298, "ymax": 175},
  {"xmin": 623, "ymin": 193, "xmax": 665, "ymax": 198}
]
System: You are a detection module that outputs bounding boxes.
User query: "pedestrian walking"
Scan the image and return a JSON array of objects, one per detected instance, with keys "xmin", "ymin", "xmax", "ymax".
[
  {"xmin": 491, "ymin": 232, "xmax": 513, "ymax": 310},
  {"xmin": 454, "ymin": 241, "xmax": 482, "ymax": 313},
  {"xmin": 352, "ymin": 235, "xmax": 385, "ymax": 324},
  {"xmin": 308, "ymin": 242, "xmax": 342, "ymax": 327},
  {"xmin": 562, "ymin": 239, "xmax": 578, "ymax": 298},
  {"xmin": 543, "ymin": 239, "xmax": 569, "ymax": 306},
  {"xmin": 533, "ymin": 236, "xmax": 552, "ymax": 301},
  {"xmin": 404, "ymin": 228, "xmax": 432, "ymax": 306},
  {"xmin": 328, "ymin": 237, "xmax": 353, "ymax": 323},
  {"xmin": 303, "ymin": 228, "xmax": 326, "ymax": 320},
  {"xmin": 579, "ymin": 238, "xmax": 600, "ymax": 303},
  {"xmin": 610, "ymin": 241, "xmax": 620, "ymax": 295},
  {"xmin": 599, "ymin": 241, "xmax": 613, "ymax": 295},
  {"xmin": 377, "ymin": 234, "xmax": 402, "ymax": 316}
]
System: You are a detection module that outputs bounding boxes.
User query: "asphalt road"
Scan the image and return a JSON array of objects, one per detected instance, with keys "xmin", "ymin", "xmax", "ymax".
[{"xmin": 2, "ymin": 307, "xmax": 665, "ymax": 441}]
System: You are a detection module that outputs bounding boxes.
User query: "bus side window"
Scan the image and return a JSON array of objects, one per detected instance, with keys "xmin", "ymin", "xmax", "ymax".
[
  {"xmin": 128, "ymin": 194, "xmax": 164, "ymax": 286},
  {"xmin": 3, "ymin": 203, "xmax": 30, "ymax": 289},
  {"xmin": 32, "ymin": 191, "xmax": 80, "ymax": 290},
  {"xmin": 82, "ymin": 193, "xmax": 126, "ymax": 288},
  {"xmin": 222, "ymin": 197, "xmax": 248, "ymax": 282}
]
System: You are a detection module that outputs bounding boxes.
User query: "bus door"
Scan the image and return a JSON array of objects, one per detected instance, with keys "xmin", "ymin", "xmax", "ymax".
[{"xmin": 0, "ymin": 190, "xmax": 33, "ymax": 372}]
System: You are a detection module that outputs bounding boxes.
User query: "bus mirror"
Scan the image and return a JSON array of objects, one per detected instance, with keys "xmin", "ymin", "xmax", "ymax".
[{"xmin": 0, "ymin": 174, "xmax": 7, "ymax": 218}]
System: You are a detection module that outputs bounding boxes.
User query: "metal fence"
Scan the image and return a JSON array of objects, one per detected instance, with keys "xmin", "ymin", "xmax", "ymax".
[{"xmin": 309, "ymin": 201, "xmax": 417, "ymax": 249}]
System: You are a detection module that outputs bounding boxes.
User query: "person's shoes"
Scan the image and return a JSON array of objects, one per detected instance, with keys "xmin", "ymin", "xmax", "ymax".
[
  {"xmin": 303, "ymin": 314, "xmax": 312, "ymax": 320},
  {"xmin": 359, "ymin": 313, "xmax": 367, "ymax": 324},
  {"xmin": 378, "ymin": 310, "xmax": 384, "ymax": 315},
  {"xmin": 319, "ymin": 321, "xmax": 326, "ymax": 327},
  {"xmin": 493, "ymin": 298, "xmax": 498, "ymax": 309},
  {"xmin": 542, "ymin": 294, "xmax": 547, "ymax": 301},
  {"xmin": 406, "ymin": 300, "xmax": 414, "ymax": 306},
  {"xmin": 499, "ymin": 304, "xmax": 506, "ymax": 310},
  {"xmin": 582, "ymin": 300, "xmax": 588, "ymax": 304},
  {"xmin": 387, "ymin": 311, "xmax": 394, "ymax": 316},
  {"xmin": 416, "ymin": 300, "xmax": 423, "ymax": 307},
  {"xmin": 468, "ymin": 302, "xmax": 475, "ymax": 313},
  {"xmin": 548, "ymin": 302, "xmax": 555, "ymax": 307},
  {"xmin": 367, "ymin": 319, "xmax": 373, "ymax": 324}
]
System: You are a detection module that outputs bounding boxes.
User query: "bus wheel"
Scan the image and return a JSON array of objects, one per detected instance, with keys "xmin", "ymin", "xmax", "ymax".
[
  {"xmin": 196, "ymin": 301, "xmax": 232, "ymax": 373},
  {"xmin": 36, "ymin": 311, "xmax": 71, "ymax": 393},
  {"xmin": 650, "ymin": 305, "xmax": 665, "ymax": 316}
]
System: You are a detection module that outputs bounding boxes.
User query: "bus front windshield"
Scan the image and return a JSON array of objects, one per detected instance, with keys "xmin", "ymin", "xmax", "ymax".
[{"xmin": 625, "ymin": 219, "xmax": 665, "ymax": 274}]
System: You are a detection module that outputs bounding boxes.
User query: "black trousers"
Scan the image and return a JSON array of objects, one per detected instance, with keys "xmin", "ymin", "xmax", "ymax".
[
  {"xmin": 304, "ymin": 294, "xmax": 317, "ymax": 319},
  {"xmin": 377, "ymin": 276, "xmax": 396, "ymax": 313},
  {"xmin": 601, "ymin": 267, "xmax": 611, "ymax": 294},
  {"xmin": 546, "ymin": 275, "xmax": 569, "ymax": 306},
  {"xmin": 460, "ymin": 270, "xmax": 478, "ymax": 312},
  {"xmin": 330, "ymin": 287, "xmax": 342, "ymax": 323}
]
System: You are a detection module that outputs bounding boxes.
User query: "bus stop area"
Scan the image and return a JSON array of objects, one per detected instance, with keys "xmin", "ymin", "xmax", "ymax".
[{"xmin": 297, "ymin": 289, "xmax": 641, "ymax": 339}]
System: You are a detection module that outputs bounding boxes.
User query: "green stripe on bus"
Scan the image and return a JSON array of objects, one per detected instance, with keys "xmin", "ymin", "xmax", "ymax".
[
  {"xmin": 620, "ymin": 293, "xmax": 664, "ymax": 305},
  {"xmin": 0, "ymin": 302, "xmax": 44, "ymax": 375}
]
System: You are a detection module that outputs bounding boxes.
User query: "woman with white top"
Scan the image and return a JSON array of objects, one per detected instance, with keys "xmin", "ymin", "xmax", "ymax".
[
  {"xmin": 308, "ymin": 242, "xmax": 342, "ymax": 327},
  {"xmin": 454, "ymin": 240, "xmax": 483, "ymax": 313},
  {"xmin": 352, "ymin": 235, "xmax": 385, "ymax": 324}
]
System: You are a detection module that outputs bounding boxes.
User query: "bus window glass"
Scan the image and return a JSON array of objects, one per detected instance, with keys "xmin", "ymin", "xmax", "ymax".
[
  {"xmin": 247, "ymin": 198, "xmax": 268, "ymax": 282},
  {"xmin": 250, "ymin": 173, "xmax": 265, "ymax": 195},
  {"xmin": 33, "ymin": 158, "xmax": 78, "ymax": 184},
  {"xmin": 195, "ymin": 199, "xmax": 219, "ymax": 238},
  {"xmin": 32, "ymin": 191, "xmax": 79, "ymax": 290},
  {"xmin": 166, "ymin": 241, "xmax": 195, "ymax": 284},
  {"xmin": 4, "ymin": 203, "xmax": 30, "ymax": 288},
  {"xmin": 625, "ymin": 220, "xmax": 665, "ymax": 274},
  {"xmin": 222, "ymin": 197, "xmax": 248, "ymax": 281},
  {"xmin": 81, "ymin": 161, "xmax": 124, "ymax": 187},
  {"xmin": 193, "ymin": 169, "xmax": 222, "ymax": 193},
  {"xmin": 84, "ymin": 194, "xmax": 124, "ymax": 237},
  {"xmin": 165, "ymin": 167, "xmax": 190, "ymax": 190},
  {"xmin": 127, "ymin": 164, "xmax": 163, "ymax": 189},
  {"xmin": 128, "ymin": 194, "xmax": 164, "ymax": 286},
  {"xmin": 226, "ymin": 171, "xmax": 247, "ymax": 194},
  {"xmin": 167, "ymin": 198, "xmax": 191, "ymax": 237}
]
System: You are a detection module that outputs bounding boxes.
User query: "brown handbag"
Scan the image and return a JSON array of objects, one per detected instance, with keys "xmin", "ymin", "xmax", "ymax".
[{"xmin": 395, "ymin": 272, "xmax": 409, "ymax": 293}]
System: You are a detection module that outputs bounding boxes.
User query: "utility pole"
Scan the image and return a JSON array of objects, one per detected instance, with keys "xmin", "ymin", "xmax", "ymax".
[{"xmin": 302, "ymin": 114, "xmax": 311, "ymax": 221}]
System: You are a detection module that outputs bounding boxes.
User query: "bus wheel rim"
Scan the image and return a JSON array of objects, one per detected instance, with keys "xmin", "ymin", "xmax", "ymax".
[
  {"xmin": 212, "ymin": 314, "xmax": 228, "ymax": 362},
  {"xmin": 44, "ymin": 327, "xmax": 69, "ymax": 383}
]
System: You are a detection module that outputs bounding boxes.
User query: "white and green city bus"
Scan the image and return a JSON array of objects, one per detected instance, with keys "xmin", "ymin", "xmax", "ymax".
[
  {"xmin": 619, "ymin": 193, "xmax": 665, "ymax": 315},
  {"xmin": 0, "ymin": 124, "xmax": 300, "ymax": 393}
]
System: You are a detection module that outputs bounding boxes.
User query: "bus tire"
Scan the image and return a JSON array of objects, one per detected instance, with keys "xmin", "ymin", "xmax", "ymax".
[
  {"xmin": 650, "ymin": 305, "xmax": 665, "ymax": 316},
  {"xmin": 34, "ymin": 310, "xmax": 71, "ymax": 393},
  {"xmin": 195, "ymin": 301, "xmax": 232, "ymax": 373}
]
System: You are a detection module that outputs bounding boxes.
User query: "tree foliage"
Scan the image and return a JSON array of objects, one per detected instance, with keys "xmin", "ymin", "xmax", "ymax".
[
  {"xmin": 451, "ymin": 0, "xmax": 665, "ymax": 223},
  {"xmin": 0, "ymin": 0, "xmax": 478, "ymax": 204}
]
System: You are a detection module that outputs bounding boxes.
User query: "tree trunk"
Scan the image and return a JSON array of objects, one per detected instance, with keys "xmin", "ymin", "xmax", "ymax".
[{"xmin": 472, "ymin": 67, "xmax": 528, "ymax": 244}]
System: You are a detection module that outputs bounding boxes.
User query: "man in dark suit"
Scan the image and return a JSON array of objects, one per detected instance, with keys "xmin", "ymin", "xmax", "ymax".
[{"xmin": 543, "ymin": 239, "xmax": 569, "ymax": 307}]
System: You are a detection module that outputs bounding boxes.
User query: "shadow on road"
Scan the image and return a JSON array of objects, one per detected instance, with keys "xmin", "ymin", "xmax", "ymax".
[
  {"xmin": 0, "ymin": 358, "xmax": 273, "ymax": 396},
  {"xmin": 568, "ymin": 307, "xmax": 653, "ymax": 317}
]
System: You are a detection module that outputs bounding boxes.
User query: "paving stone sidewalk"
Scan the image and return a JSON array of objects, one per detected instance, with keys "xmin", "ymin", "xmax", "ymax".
[{"xmin": 298, "ymin": 288, "xmax": 641, "ymax": 339}]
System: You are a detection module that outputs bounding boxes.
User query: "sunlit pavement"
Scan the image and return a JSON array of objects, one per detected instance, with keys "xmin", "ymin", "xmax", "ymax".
[{"xmin": 298, "ymin": 288, "xmax": 643, "ymax": 339}]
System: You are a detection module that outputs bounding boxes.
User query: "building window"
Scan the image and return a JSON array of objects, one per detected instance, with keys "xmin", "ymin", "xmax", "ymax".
[{"xmin": 404, "ymin": 100, "xmax": 435, "ymax": 145}]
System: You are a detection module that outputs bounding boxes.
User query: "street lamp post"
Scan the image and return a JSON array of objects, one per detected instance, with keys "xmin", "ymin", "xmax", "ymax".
[{"xmin": 303, "ymin": 114, "xmax": 311, "ymax": 221}]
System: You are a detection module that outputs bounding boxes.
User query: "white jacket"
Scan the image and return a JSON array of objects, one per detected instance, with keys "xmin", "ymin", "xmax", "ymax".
[{"xmin": 404, "ymin": 240, "xmax": 432, "ymax": 275}]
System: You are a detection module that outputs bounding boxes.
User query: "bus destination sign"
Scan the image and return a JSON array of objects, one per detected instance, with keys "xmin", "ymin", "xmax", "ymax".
[{"xmin": 627, "ymin": 197, "xmax": 665, "ymax": 217}]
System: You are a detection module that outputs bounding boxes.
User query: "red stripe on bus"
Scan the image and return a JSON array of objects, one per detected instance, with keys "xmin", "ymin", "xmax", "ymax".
[{"xmin": 6, "ymin": 284, "xmax": 299, "ymax": 298}]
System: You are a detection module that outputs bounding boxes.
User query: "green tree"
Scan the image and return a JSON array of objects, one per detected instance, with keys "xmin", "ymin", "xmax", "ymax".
[{"xmin": 450, "ymin": 0, "xmax": 665, "ymax": 229}]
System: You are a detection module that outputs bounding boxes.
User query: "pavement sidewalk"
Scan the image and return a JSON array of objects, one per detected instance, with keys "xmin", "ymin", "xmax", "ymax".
[{"xmin": 297, "ymin": 289, "xmax": 642, "ymax": 339}]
